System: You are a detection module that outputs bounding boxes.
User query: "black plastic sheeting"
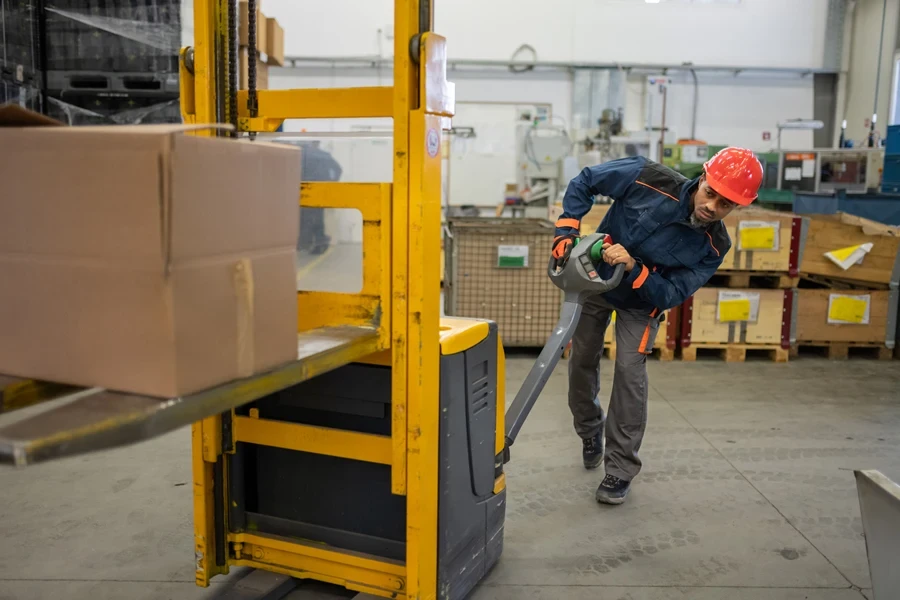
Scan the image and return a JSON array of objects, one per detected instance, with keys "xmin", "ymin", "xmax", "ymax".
[{"xmin": 1, "ymin": 0, "xmax": 182, "ymax": 125}]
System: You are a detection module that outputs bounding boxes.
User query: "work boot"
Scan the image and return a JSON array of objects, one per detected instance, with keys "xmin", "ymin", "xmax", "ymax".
[
  {"xmin": 582, "ymin": 434, "xmax": 603, "ymax": 470},
  {"xmin": 595, "ymin": 474, "xmax": 631, "ymax": 505}
]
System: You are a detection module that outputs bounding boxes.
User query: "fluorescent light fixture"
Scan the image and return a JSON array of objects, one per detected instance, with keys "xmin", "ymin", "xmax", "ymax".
[{"xmin": 777, "ymin": 119, "xmax": 825, "ymax": 130}]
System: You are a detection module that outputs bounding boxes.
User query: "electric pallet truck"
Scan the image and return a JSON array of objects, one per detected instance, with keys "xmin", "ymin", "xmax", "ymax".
[{"xmin": 214, "ymin": 233, "xmax": 623, "ymax": 599}]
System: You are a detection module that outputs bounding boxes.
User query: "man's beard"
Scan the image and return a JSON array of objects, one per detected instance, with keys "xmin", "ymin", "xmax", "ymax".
[{"xmin": 688, "ymin": 213, "xmax": 708, "ymax": 229}]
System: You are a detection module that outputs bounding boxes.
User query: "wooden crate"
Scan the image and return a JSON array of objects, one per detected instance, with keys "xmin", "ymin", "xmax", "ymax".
[
  {"xmin": 793, "ymin": 289, "xmax": 898, "ymax": 357},
  {"xmin": 547, "ymin": 203, "xmax": 611, "ymax": 236},
  {"xmin": 681, "ymin": 287, "xmax": 794, "ymax": 361},
  {"xmin": 445, "ymin": 218, "xmax": 561, "ymax": 347},
  {"xmin": 800, "ymin": 213, "xmax": 900, "ymax": 287},
  {"xmin": 718, "ymin": 208, "xmax": 807, "ymax": 275}
]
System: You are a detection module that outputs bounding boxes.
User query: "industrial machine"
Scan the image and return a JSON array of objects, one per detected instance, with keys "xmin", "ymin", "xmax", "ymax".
[
  {"xmin": 661, "ymin": 141, "xmax": 711, "ymax": 180},
  {"xmin": 818, "ymin": 149, "xmax": 885, "ymax": 193},
  {"xmin": 776, "ymin": 149, "xmax": 885, "ymax": 194},
  {"xmin": 516, "ymin": 121, "xmax": 573, "ymax": 207},
  {"xmin": 0, "ymin": 1, "xmax": 624, "ymax": 598}
]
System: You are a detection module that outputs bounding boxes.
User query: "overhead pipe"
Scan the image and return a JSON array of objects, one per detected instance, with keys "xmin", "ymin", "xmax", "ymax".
[{"xmin": 281, "ymin": 55, "xmax": 840, "ymax": 77}]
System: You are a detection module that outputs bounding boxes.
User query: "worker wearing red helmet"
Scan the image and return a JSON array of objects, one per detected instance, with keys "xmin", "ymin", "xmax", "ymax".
[{"xmin": 551, "ymin": 148, "xmax": 763, "ymax": 505}]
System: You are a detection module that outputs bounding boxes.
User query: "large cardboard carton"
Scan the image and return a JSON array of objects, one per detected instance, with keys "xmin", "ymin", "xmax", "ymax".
[
  {"xmin": 239, "ymin": 46, "xmax": 269, "ymax": 90},
  {"xmin": 0, "ymin": 105, "xmax": 301, "ymax": 398},
  {"xmin": 238, "ymin": 1, "xmax": 267, "ymax": 52},
  {"xmin": 265, "ymin": 17, "xmax": 285, "ymax": 67}
]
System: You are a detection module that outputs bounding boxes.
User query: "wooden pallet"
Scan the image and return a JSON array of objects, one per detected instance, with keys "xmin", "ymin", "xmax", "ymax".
[
  {"xmin": 681, "ymin": 343, "xmax": 789, "ymax": 363},
  {"xmin": 791, "ymin": 342, "xmax": 894, "ymax": 360},
  {"xmin": 708, "ymin": 270, "xmax": 798, "ymax": 289}
]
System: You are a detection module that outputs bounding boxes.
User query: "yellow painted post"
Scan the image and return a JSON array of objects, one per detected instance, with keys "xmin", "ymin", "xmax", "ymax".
[
  {"xmin": 404, "ymin": 6, "xmax": 443, "ymax": 598},
  {"xmin": 391, "ymin": 0, "xmax": 417, "ymax": 499},
  {"xmin": 191, "ymin": 422, "xmax": 216, "ymax": 586},
  {"xmin": 189, "ymin": 0, "xmax": 227, "ymax": 587},
  {"xmin": 406, "ymin": 107, "xmax": 443, "ymax": 600},
  {"xmin": 190, "ymin": 0, "xmax": 218, "ymax": 130}
]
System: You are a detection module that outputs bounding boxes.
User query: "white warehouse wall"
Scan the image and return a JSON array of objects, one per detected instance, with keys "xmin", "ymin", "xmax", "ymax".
[
  {"xmin": 627, "ymin": 72, "xmax": 816, "ymax": 150},
  {"xmin": 260, "ymin": 0, "xmax": 829, "ymax": 69},
  {"xmin": 270, "ymin": 67, "xmax": 812, "ymax": 149}
]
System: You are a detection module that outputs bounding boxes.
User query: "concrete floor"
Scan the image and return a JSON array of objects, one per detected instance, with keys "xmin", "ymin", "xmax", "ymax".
[{"xmin": 1, "ymin": 356, "xmax": 897, "ymax": 600}]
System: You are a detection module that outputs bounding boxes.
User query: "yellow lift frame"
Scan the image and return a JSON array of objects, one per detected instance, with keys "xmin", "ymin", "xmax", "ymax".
[{"xmin": 179, "ymin": 0, "xmax": 456, "ymax": 597}]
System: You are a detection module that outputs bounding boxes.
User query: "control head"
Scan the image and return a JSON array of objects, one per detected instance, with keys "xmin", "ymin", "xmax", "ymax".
[{"xmin": 547, "ymin": 232, "xmax": 626, "ymax": 300}]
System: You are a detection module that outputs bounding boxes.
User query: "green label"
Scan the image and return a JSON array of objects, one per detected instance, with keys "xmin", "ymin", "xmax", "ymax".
[{"xmin": 498, "ymin": 245, "xmax": 529, "ymax": 268}]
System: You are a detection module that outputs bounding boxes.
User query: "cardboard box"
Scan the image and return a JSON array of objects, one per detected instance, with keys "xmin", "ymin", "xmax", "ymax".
[
  {"xmin": 265, "ymin": 17, "xmax": 285, "ymax": 67},
  {"xmin": 238, "ymin": 1, "xmax": 267, "ymax": 53},
  {"xmin": 0, "ymin": 105, "xmax": 301, "ymax": 398},
  {"xmin": 239, "ymin": 47, "xmax": 269, "ymax": 90}
]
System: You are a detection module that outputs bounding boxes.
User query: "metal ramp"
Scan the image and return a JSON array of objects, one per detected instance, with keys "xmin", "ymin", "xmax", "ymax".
[{"xmin": 855, "ymin": 469, "xmax": 900, "ymax": 599}]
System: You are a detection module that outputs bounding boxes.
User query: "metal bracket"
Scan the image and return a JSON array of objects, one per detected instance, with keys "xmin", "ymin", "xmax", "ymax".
[
  {"xmin": 238, "ymin": 117, "xmax": 286, "ymax": 133},
  {"xmin": 680, "ymin": 295, "xmax": 695, "ymax": 347},
  {"xmin": 781, "ymin": 288, "xmax": 796, "ymax": 350}
]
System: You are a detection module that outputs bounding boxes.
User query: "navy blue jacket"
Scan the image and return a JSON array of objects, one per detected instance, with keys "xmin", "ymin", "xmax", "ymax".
[{"xmin": 556, "ymin": 156, "xmax": 730, "ymax": 313}]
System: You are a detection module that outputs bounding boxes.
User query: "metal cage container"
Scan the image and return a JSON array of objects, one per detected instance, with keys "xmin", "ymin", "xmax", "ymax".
[{"xmin": 445, "ymin": 218, "xmax": 562, "ymax": 347}]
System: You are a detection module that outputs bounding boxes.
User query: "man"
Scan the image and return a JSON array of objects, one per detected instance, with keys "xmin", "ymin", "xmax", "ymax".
[
  {"xmin": 298, "ymin": 141, "xmax": 343, "ymax": 254},
  {"xmin": 551, "ymin": 147, "xmax": 763, "ymax": 505}
]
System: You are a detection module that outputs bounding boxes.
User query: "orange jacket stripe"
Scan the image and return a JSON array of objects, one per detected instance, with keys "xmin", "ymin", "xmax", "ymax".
[
  {"xmin": 555, "ymin": 218, "xmax": 581, "ymax": 230},
  {"xmin": 638, "ymin": 323, "xmax": 652, "ymax": 354},
  {"xmin": 632, "ymin": 264, "xmax": 650, "ymax": 289},
  {"xmin": 636, "ymin": 180, "xmax": 679, "ymax": 202},
  {"xmin": 706, "ymin": 231, "xmax": 721, "ymax": 256}
]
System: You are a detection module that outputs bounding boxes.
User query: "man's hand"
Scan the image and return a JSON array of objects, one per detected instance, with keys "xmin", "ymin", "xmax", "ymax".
[
  {"xmin": 602, "ymin": 243, "xmax": 636, "ymax": 271},
  {"xmin": 551, "ymin": 233, "xmax": 579, "ymax": 270}
]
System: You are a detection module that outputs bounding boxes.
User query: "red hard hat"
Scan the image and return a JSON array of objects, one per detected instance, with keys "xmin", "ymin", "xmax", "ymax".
[{"xmin": 703, "ymin": 147, "xmax": 763, "ymax": 206}]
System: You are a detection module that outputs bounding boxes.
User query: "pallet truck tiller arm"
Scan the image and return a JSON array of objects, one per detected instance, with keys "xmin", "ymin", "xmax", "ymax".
[{"xmin": 503, "ymin": 232, "xmax": 625, "ymax": 461}]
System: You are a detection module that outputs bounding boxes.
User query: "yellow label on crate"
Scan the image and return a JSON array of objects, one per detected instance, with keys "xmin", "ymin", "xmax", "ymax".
[
  {"xmin": 718, "ymin": 298, "xmax": 752, "ymax": 322},
  {"xmin": 738, "ymin": 226, "xmax": 777, "ymax": 251},
  {"xmin": 828, "ymin": 296, "xmax": 868, "ymax": 324}
]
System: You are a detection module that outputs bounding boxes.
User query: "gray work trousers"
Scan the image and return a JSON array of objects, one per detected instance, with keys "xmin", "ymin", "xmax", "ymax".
[{"xmin": 568, "ymin": 295, "xmax": 662, "ymax": 481}]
